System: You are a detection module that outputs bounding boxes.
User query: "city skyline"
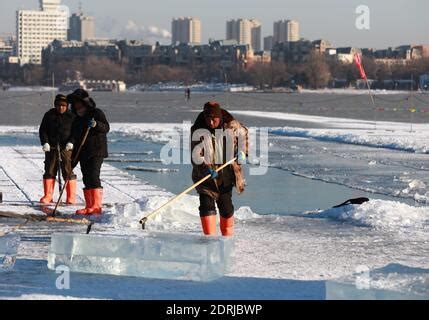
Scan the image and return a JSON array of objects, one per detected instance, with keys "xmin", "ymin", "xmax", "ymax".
[{"xmin": 1, "ymin": 0, "xmax": 427, "ymax": 49}]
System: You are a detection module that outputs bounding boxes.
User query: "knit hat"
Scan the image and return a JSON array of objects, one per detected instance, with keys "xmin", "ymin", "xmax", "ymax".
[
  {"xmin": 204, "ymin": 101, "xmax": 222, "ymax": 118},
  {"xmin": 54, "ymin": 94, "xmax": 68, "ymax": 105}
]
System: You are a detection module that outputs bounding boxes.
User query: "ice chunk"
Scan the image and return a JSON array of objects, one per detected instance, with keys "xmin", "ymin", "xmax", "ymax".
[
  {"xmin": 326, "ymin": 264, "xmax": 429, "ymax": 300},
  {"xmin": 47, "ymin": 232, "xmax": 234, "ymax": 281},
  {"xmin": 368, "ymin": 160, "xmax": 377, "ymax": 166},
  {"xmin": 408, "ymin": 179, "xmax": 426, "ymax": 190},
  {"xmin": 0, "ymin": 234, "xmax": 20, "ymax": 272}
]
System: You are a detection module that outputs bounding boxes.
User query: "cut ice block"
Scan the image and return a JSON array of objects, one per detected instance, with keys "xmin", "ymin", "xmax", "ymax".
[
  {"xmin": 326, "ymin": 264, "xmax": 429, "ymax": 300},
  {"xmin": 47, "ymin": 232, "xmax": 234, "ymax": 281},
  {"xmin": 0, "ymin": 234, "xmax": 20, "ymax": 272}
]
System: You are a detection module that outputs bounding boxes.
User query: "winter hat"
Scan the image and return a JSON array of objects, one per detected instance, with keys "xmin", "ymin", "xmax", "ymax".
[
  {"xmin": 54, "ymin": 94, "xmax": 68, "ymax": 105},
  {"xmin": 67, "ymin": 89, "xmax": 96, "ymax": 109},
  {"xmin": 204, "ymin": 101, "xmax": 222, "ymax": 118}
]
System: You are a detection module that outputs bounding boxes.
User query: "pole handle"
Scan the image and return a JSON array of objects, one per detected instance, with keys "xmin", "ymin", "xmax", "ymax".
[
  {"xmin": 139, "ymin": 157, "xmax": 237, "ymax": 226},
  {"xmin": 51, "ymin": 127, "xmax": 91, "ymax": 216}
]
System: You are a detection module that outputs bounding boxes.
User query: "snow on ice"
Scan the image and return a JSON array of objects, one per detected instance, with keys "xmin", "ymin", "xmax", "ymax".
[
  {"xmin": 3, "ymin": 115, "xmax": 429, "ymax": 154},
  {"xmin": 326, "ymin": 264, "xmax": 429, "ymax": 300},
  {"xmin": 232, "ymin": 110, "xmax": 429, "ymax": 153},
  {"xmin": 309, "ymin": 199, "xmax": 429, "ymax": 234}
]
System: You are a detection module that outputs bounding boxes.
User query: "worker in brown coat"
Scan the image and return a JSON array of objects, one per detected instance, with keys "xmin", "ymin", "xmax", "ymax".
[{"xmin": 191, "ymin": 101, "xmax": 248, "ymax": 236}]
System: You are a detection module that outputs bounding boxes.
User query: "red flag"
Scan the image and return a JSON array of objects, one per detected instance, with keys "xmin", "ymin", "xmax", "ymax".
[{"xmin": 354, "ymin": 54, "xmax": 367, "ymax": 79}]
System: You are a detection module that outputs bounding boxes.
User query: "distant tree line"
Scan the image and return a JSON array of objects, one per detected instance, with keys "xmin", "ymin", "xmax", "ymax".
[{"xmin": 1, "ymin": 54, "xmax": 429, "ymax": 89}]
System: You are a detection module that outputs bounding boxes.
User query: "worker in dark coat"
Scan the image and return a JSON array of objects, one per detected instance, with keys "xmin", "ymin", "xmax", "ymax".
[
  {"xmin": 191, "ymin": 101, "xmax": 248, "ymax": 236},
  {"xmin": 39, "ymin": 94, "xmax": 77, "ymax": 205},
  {"xmin": 67, "ymin": 89, "xmax": 110, "ymax": 215}
]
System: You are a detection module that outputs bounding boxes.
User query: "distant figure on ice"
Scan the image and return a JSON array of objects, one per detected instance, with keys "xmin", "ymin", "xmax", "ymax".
[
  {"xmin": 191, "ymin": 101, "xmax": 248, "ymax": 237},
  {"xmin": 67, "ymin": 89, "xmax": 110, "ymax": 215},
  {"xmin": 39, "ymin": 94, "xmax": 77, "ymax": 205},
  {"xmin": 185, "ymin": 88, "xmax": 191, "ymax": 101}
]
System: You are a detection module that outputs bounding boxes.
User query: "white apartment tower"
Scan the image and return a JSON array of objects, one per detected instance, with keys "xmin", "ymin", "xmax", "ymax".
[
  {"xmin": 226, "ymin": 19, "xmax": 262, "ymax": 51},
  {"xmin": 16, "ymin": 0, "xmax": 68, "ymax": 65},
  {"xmin": 273, "ymin": 20, "xmax": 300, "ymax": 44},
  {"xmin": 171, "ymin": 17, "xmax": 201, "ymax": 44}
]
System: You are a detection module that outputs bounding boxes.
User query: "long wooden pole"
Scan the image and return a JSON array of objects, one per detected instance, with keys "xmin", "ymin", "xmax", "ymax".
[
  {"xmin": 0, "ymin": 211, "xmax": 94, "ymax": 236},
  {"xmin": 57, "ymin": 143, "xmax": 63, "ymax": 201},
  {"xmin": 139, "ymin": 157, "xmax": 237, "ymax": 229},
  {"xmin": 0, "ymin": 210, "xmax": 92, "ymax": 232},
  {"xmin": 51, "ymin": 127, "xmax": 91, "ymax": 216},
  {"xmin": 0, "ymin": 210, "xmax": 91, "ymax": 224}
]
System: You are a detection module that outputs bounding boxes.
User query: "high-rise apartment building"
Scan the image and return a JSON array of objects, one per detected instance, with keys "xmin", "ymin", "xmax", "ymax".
[
  {"xmin": 273, "ymin": 20, "xmax": 300, "ymax": 44},
  {"xmin": 16, "ymin": 0, "xmax": 68, "ymax": 65},
  {"xmin": 226, "ymin": 19, "xmax": 261, "ymax": 51},
  {"xmin": 171, "ymin": 17, "xmax": 201, "ymax": 44}
]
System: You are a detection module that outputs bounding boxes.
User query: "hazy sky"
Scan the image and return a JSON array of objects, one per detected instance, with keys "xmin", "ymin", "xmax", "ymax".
[{"xmin": 1, "ymin": 0, "xmax": 427, "ymax": 48}]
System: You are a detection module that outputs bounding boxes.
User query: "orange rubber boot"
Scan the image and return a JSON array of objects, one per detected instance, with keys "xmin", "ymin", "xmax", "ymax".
[
  {"xmin": 40, "ymin": 179, "xmax": 55, "ymax": 204},
  {"xmin": 76, "ymin": 189, "xmax": 93, "ymax": 215},
  {"xmin": 85, "ymin": 188, "xmax": 103, "ymax": 215},
  {"xmin": 220, "ymin": 216, "xmax": 234, "ymax": 237},
  {"xmin": 200, "ymin": 215, "xmax": 217, "ymax": 236},
  {"xmin": 66, "ymin": 180, "xmax": 77, "ymax": 205}
]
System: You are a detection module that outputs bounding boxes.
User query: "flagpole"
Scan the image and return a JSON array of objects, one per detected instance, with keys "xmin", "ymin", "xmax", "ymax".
[{"xmin": 365, "ymin": 77, "xmax": 377, "ymax": 131}]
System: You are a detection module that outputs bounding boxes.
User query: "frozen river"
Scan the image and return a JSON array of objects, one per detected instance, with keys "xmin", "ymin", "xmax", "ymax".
[
  {"xmin": 1, "ymin": 90, "xmax": 429, "ymax": 126},
  {"xmin": 0, "ymin": 91, "xmax": 428, "ymax": 299}
]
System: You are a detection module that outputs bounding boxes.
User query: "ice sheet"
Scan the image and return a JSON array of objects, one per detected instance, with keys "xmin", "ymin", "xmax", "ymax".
[
  {"xmin": 326, "ymin": 264, "xmax": 429, "ymax": 300},
  {"xmin": 0, "ymin": 234, "xmax": 20, "ymax": 272},
  {"xmin": 268, "ymin": 134, "xmax": 429, "ymax": 203},
  {"xmin": 47, "ymin": 232, "xmax": 234, "ymax": 282}
]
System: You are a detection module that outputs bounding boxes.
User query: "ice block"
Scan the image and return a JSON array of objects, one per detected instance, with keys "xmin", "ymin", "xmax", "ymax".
[
  {"xmin": 326, "ymin": 264, "xmax": 429, "ymax": 300},
  {"xmin": 47, "ymin": 232, "xmax": 234, "ymax": 281},
  {"xmin": 0, "ymin": 234, "xmax": 20, "ymax": 272}
]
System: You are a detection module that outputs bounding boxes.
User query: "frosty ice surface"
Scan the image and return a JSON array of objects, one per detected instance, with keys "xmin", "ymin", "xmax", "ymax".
[
  {"xmin": 326, "ymin": 264, "xmax": 429, "ymax": 300},
  {"xmin": 47, "ymin": 232, "xmax": 234, "ymax": 281},
  {"xmin": 0, "ymin": 234, "xmax": 20, "ymax": 272}
]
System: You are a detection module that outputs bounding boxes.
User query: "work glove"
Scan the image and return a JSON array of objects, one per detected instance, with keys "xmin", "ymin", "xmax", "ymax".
[
  {"xmin": 237, "ymin": 151, "xmax": 247, "ymax": 164},
  {"xmin": 42, "ymin": 143, "xmax": 50, "ymax": 153},
  {"xmin": 65, "ymin": 143, "xmax": 74, "ymax": 151},
  {"xmin": 206, "ymin": 168, "xmax": 218, "ymax": 180},
  {"xmin": 88, "ymin": 118, "xmax": 97, "ymax": 128}
]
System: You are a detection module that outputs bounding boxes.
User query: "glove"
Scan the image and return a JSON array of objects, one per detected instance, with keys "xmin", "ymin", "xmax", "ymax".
[
  {"xmin": 42, "ymin": 143, "xmax": 50, "ymax": 152},
  {"xmin": 65, "ymin": 143, "xmax": 73, "ymax": 151},
  {"xmin": 206, "ymin": 168, "xmax": 218, "ymax": 180},
  {"xmin": 88, "ymin": 118, "xmax": 97, "ymax": 128},
  {"xmin": 237, "ymin": 151, "xmax": 247, "ymax": 164}
]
